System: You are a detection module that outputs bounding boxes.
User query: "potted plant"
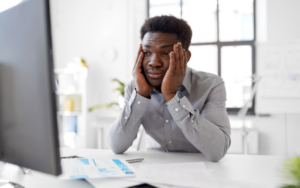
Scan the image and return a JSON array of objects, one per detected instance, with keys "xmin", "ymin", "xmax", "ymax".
[{"xmin": 88, "ymin": 78, "xmax": 125, "ymax": 112}]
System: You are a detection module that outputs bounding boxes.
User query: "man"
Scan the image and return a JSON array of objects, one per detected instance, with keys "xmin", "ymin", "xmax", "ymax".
[{"xmin": 108, "ymin": 15, "xmax": 231, "ymax": 162}]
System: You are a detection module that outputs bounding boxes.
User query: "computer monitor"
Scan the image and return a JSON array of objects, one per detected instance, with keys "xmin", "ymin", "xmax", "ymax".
[{"xmin": 0, "ymin": 0, "xmax": 61, "ymax": 175}]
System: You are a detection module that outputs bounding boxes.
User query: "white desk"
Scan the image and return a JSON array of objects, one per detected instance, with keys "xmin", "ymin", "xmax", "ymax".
[{"xmin": 0, "ymin": 148, "xmax": 287, "ymax": 188}]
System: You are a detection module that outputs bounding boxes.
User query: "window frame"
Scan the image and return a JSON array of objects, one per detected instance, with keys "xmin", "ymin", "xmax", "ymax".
[{"xmin": 147, "ymin": 0, "xmax": 256, "ymax": 115}]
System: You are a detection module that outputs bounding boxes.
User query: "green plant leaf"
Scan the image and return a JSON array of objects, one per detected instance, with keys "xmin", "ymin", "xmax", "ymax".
[
  {"xmin": 80, "ymin": 58, "xmax": 86, "ymax": 63},
  {"xmin": 112, "ymin": 78, "xmax": 125, "ymax": 87},
  {"xmin": 281, "ymin": 185, "xmax": 300, "ymax": 188},
  {"xmin": 281, "ymin": 157, "xmax": 300, "ymax": 187},
  {"xmin": 88, "ymin": 78, "xmax": 125, "ymax": 112},
  {"xmin": 111, "ymin": 78, "xmax": 125, "ymax": 97}
]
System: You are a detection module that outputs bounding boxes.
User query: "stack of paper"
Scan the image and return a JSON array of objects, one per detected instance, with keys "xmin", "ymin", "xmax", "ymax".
[{"xmin": 135, "ymin": 162, "xmax": 221, "ymax": 188}]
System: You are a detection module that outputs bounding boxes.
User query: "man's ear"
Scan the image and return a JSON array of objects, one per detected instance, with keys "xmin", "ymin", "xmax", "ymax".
[{"xmin": 187, "ymin": 50, "xmax": 191, "ymax": 63}]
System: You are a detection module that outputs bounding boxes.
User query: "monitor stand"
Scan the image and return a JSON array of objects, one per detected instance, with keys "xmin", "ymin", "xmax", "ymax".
[{"xmin": 0, "ymin": 162, "xmax": 30, "ymax": 188}]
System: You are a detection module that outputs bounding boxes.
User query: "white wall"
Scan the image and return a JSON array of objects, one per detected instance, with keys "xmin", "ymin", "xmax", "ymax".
[
  {"xmin": 266, "ymin": 0, "xmax": 300, "ymax": 42},
  {"xmin": 240, "ymin": 0, "xmax": 300, "ymax": 156},
  {"xmin": 50, "ymin": 0, "xmax": 147, "ymax": 148},
  {"xmin": 256, "ymin": 0, "xmax": 300, "ymax": 43}
]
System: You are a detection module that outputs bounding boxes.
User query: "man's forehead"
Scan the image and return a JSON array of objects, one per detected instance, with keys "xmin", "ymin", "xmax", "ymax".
[{"xmin": 142, "ymin": 32, "xmax": 180, "ymax": 46}]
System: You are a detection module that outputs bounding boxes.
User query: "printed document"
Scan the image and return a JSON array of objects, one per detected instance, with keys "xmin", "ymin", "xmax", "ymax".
[{"xmin": 60, "ymin": 158, "xmax": 135, "ymax": 179}]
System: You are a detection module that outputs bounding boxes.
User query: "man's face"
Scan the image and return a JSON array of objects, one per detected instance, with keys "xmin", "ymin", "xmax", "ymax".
[{"xmin": 142, "ymin": 32, "xmax": 181, "ymax": 88}]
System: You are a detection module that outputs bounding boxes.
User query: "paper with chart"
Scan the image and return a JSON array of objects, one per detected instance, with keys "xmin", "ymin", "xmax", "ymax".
[
  {"xmin": 60, "ymin": 158, "xmax": 135, "ymax": 179},
  {"xmin": 257, "ymin": 42, "xmax": 300, "ymax": 98},
  {"xmin": 136, "ymin": 162, "xmax": 221, "ymax": 188}
]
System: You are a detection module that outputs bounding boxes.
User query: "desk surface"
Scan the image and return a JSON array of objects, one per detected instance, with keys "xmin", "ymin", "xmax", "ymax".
[{"xmin": 0, "ymin": 148, "xmax": 287, "ymax": 188}]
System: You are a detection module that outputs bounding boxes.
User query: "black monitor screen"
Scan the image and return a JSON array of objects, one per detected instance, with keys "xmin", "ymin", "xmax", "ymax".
[{"xmin": 0, "ymin": 0, "xmax": 61, "ymax": 175}]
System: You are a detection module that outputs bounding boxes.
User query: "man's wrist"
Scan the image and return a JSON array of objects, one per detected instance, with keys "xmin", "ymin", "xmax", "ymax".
[
  {"xmin": 164, "ymin": 93, "xmax": 176, "ymax": 102},
  {"xmin": 136, "ymin": 90, "xmax": 151, "ymax": 99}
]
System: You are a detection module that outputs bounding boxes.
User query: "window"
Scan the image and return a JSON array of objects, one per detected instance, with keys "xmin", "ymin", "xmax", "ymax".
[{"xmin": 148, "ymin": 0, "xmax": 256, "ymax": 114}]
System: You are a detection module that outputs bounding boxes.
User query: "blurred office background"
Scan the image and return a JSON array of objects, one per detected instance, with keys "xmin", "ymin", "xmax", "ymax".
[{"xmin": 1, "ymin": 0, "xmax": 299, "ymax": 156}]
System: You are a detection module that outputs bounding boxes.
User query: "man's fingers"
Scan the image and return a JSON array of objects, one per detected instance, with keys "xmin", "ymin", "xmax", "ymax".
[
  {"xmin": 179, "ymin": 43, "xmax": 184, "ymax": 70},
  {"xmin": 183, "ymin": 49, "xmax": 188, "ymax": 72},
  {"xmin": 169, "ymin": 52, "xmax": 175, "ymax": 71},
  {"xmin": 133, "ymin": 44, "xmax": 143, "ymax": 71},
  {"xmin": 182, "ymin": 49, "xmax": 186, "ymax": 71},
  {"xmin": 136, "ymin": 44, "xmax": 142, "ymax": 61},
  {"xmin": 134, "ymin": 52, "xmax": 144, "ymax": 73},
  {"xmin": 174, "ymin": 44, "xmax": 180, "ymax": 70}
]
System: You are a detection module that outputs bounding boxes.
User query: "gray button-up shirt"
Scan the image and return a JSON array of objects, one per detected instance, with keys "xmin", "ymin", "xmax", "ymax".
[{"xmin": 108, "ymin": 67, "xmax": 231, "ymax": 162}]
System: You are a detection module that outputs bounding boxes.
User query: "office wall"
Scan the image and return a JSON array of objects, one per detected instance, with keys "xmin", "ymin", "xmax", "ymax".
[
  {"xmin": 266, "ymin": 0, "xmax": 300, "ymax": 42},
  {"xmin": 50, "ymin": 0, "xmax": 147, "ymax": 148},
  {"xmin": 244, "ymin": 0, "xmax": 300, "ymax": 156}
]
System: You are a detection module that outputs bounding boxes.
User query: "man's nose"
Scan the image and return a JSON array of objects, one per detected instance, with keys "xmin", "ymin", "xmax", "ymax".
[{"xmin": 148, "ymin": 54, "xmax": 163, "ymax": 68}]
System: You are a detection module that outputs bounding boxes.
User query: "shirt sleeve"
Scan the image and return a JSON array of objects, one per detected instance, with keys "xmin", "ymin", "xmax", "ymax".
[
  {"xmin": 108, "ymin": 82, "xmax": 150, "ymax": 154},
  {"xmin": 167, "ymin": 79, "xmax": 231, "ymax": 162}
]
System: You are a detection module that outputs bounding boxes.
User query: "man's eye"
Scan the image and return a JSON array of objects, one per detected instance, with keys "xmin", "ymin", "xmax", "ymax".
[
  {"xmin": 143, "ymin": 51, "xmax": 150, "ymax": 56},
  {"xmin": 163, "ymin": 52, "xmax": 170, "ymax": 56}
]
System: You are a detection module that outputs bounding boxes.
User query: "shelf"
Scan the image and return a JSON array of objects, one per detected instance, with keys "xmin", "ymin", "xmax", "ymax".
[
  {"xmin": 55, "ymin": 65, "xmax": 87, "ymax": 148},
  {"xmin": 57, "ymin": 111, "xmax": 82, "ymax": 116}
]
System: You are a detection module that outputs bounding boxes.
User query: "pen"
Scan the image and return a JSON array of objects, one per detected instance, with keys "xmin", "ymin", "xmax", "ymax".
[
  {"xmin": 60, "ymin": 155, "xmax": 84, "ymax": 159},
  {"xmin": 126, "ymin": 158, "xmax": 144, "ymax": 163}
]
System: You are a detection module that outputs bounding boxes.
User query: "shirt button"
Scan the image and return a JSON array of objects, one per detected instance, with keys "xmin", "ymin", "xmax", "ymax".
[
  {"xmin": 166, "ymin": 120, "xmax": 169, "ymax": 123},
  {"xmin": 182, "ymin": 105, "xmax": 186, "ymax": 108},
  {"xmin": 175, "ymin": 108, "xmax": 178, "ymax": 111},
  {"xmin": 191, "ymin": 120, "xmax": 194, "ymax": 123},
  {"xmin": 125, "ymin": 116, "xmax": 128, "ymax": 119},
  {"xmin": 169, "ymin": 141, "xmax": 172, "ymax": 144},
  {"xmin": 137, "ymin": 101, "xmax": 141, "ymax": 104}
]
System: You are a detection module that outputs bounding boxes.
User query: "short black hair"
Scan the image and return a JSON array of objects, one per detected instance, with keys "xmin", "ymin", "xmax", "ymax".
[{"xmin": 140, "ymin": 15, "xmax": 192, "ymax": 50}]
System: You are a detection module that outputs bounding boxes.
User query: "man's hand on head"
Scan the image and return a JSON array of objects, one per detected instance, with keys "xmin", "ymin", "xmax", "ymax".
[
  {"xmin": 161, "ymin": 42, "xmax": 188, "ymax": 102},
  {"xmin": 132, "ymin": 44, "xmax": 154, "ymax": 98}
]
